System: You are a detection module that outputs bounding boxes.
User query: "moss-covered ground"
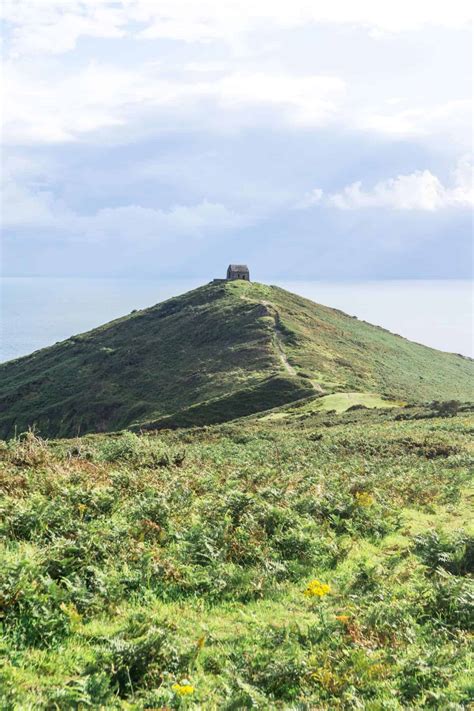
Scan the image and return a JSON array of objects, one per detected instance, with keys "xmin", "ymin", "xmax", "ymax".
[{"xmin": 0, "ymin": 402, "xmax": 472, "ymax": 708}]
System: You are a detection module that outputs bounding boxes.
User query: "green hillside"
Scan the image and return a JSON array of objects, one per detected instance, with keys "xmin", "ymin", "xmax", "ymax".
[{"xmin": 0, "ymin": 280, "xmax": 472, "ymax": 438}]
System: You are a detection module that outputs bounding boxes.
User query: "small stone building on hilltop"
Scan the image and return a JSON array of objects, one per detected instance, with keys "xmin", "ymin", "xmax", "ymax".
[{"xmin": 227, "ymin": 264, "xmax": 250, "ymax": 281}]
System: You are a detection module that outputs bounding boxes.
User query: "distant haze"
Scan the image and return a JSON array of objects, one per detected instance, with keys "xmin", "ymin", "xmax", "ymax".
[{"xmin": 1, "ymin": 278, "xmax": 472, "ymax": 363}]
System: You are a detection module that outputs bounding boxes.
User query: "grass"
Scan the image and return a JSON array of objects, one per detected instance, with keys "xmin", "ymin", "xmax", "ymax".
[
  {"xmin": 0, "ymin": 403, "xmax": 473, "ymax": 708},
  {"xmin": 261, "ymin": 391, "xmax": 404, "ymax": 420},
  {"xmin": 314, "ymin": 392, "xmax": 405, "ymax": 413},
  {"xmin": 135, "ymin": 375, "xmax": 314, "ymax": 430},
  {"xmin": 0, "ymin": 280, "xmax": 472, "ymax": 438}
]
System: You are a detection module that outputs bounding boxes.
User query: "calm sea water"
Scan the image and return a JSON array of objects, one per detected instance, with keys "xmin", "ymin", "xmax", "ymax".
[{"xmin": 1, "ymin": 278, "xmax": 472, "ymax": 363}]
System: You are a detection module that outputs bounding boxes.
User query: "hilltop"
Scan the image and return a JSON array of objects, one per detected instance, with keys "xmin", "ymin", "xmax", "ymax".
[{"xmin": 0, "ymin": 280, "xmax": 472, "ymax": 438}]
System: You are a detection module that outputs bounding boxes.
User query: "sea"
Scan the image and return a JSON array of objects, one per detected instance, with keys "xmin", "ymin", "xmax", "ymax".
[{"xmin": 1, "ymin": 277, "xmax": 472, "ymax": 363}]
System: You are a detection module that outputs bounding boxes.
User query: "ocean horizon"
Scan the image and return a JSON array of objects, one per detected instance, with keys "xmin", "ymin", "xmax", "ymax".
[{"xmin": 1, "ymin": 277, "xmax": 472, "ymax": 363}]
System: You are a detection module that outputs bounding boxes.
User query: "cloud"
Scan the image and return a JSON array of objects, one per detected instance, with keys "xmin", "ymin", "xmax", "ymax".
[
  {"xmin": 79, "ymin": 201, "xmax": 249, "ymax": 240},
  {"xmin": 305, "ymin": 157, "xmax": 474, "ymax": 211},
  {"xmin": 1, "ymin": 0, "xmax": 126, "ymax": 56},
  {"xmin": 2, "ymin": 0, "xmax": 471, "ymax": 58},
  {"xmin": 2, "ymin": 61, "xmax": 140, "ymax": 143},
  {"xmin": 216, "ymin": 74, "xmax": 345, "ymax": 125},
  {"xmin": 1, "ymin": 0, "xmax": 472, "ymax": 284},
  {"xmin": 2, "ymin": 59, "xmax": 345, "ymax": 144},
  {"xmin": 356, "ymin": 100, "xmax": 472, "ymax": 144},
  {"xmin": 2, "ymin": 164, "xmax": 249, "ymax": 238},
  {"xmin": 1, "ymin": 2, "xmax": 470, "ymax": 149},
  {"xmin": 295, "ymin": 188, "xmax": 324, "ymax": 209}
]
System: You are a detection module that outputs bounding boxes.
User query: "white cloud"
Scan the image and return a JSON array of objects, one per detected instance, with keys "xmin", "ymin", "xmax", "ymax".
[
  {"xmin": 2, "ymin": 62, "xmax": 130, "ymax": 143},
  {"xmin": 3, "ymin": 57, "xmax": 469, "ymax": 148},
  {"xmin": 2, "ymin": 180, "xmax": 248, "ymax": 239},
  {"xmin": 1, "ymin": 0, "xmax": 126, "ymax": 56},
  {"xmin": 80, "ymin": 201, "xmax": 248, "ymax": 240},
  {"xmin": 357, "ymin": 100, "xmax": 472, "ymax": 144},
  {"xmin": 216, "ymin": 74, "xmax": 345, "ymax": 125},
  {"xmin": 1, "ymin": 0, "xmax": 471, "ymax": 253},
  {"xmin": 2, "ymin": 157, "xmax": 249, "ymax": 237},
  {"xmin": 135, "ymin": 0, "xmax": 474, "ymax": 36},
  {"xmin": 1, "ymin": 59, "xmax": 345, "ymax": 144},
  {"xmin": 295, "ymin": 188, "xmax": 323, "ymax": 209},
  {"xmin": 305, "ymin": 157, "xmax": 474, "ymax": 211},
  {"xmin": 1, "ymin": 1, "xmax": 470, "ymax": 149},
  {"xmin": 2, "ymin": 0, "xmax": 471, "ymax": 58},
  {"xmin": 2, "ymin": 182, "xmax": 68, "ymax": 228}
]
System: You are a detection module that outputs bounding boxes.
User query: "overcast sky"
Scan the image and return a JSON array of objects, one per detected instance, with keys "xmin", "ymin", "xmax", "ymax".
[{"xmin": 1, "ymin": 0, "xmax": 473, "ymax": 279}]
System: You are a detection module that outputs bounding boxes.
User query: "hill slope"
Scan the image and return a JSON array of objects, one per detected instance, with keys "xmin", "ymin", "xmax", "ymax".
[{"xmin": 0, "ymin": 280, "xmax": 472, "ymax": 437}]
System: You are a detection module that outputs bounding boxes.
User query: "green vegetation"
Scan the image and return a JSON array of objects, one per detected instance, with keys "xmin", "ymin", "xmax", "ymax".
[
  {"xmin": 1, "ymin": 279, "xmax": 472, "ymax": 706},
  {"xmin": 0, "ymin": 280, "xmax": 472, "ymax": 438},
  {"xmin": 261, "ymin": 391, "xmax": 405, "ymax": 420},
  {"xmin": 313, "ymin": 392, "xmax": 404, "ymax": 413},
  {"xmin": 1, "ymin": 403, "xmax": 473, "ymax": 708}
]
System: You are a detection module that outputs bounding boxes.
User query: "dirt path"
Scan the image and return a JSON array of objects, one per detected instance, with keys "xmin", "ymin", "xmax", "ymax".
[
  {"xmin": 261, "ymin": 300, "xmax": 323, "ymax": 392},
  {"xmin": 273, "ymin": 325, "xmax": 296, "ymax": 375},
  {"xmin": 242, "ymin": 297, "xmax": 323, "ymax": 392},
  {"xmin": 261, "ymin": 300, "xmax": 297, "ymax": 375}
]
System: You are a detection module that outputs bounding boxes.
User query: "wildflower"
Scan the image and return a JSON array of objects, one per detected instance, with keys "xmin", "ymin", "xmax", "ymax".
[
  {"xmin": 304, "ymin": 579, "xmax": 331, "ymax": 597},
  {"xmin": 355, "ymin": 491, "xmax": 374, "ymax": 507},
  {"xmin": 335, "ymin": 614, "xmax": 349, "ymax": 623},
  {"xmin": 172, "ymin": 682, "xmax": 195, "ymax": 696}
]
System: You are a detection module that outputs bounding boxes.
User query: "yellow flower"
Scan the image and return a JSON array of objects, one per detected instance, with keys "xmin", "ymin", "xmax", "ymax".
[
  {"xmin": 172, "ymin": 682, "xmax": 195, "ymax": 696},
  {"xmin": 335, "ymin": 614, "xmax": 349, "ymax": 623},
  {"xmin": 355, "ymin": 491, "xmax": 374, "ymax": 507},
  {"xmin": 304, "ymin": 579, "xmax": 331, "ymax": 597}
]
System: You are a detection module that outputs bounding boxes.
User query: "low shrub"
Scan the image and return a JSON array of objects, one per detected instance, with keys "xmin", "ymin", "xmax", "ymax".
[
  {"xmin": 418, "ymin": 569, "xmax": 474, "ymax": 630},
  {"xmin": 413, "ymin": 529, "xmax": 474, "ymax": 576},
  {"xmin": 0, "ymin": 558, "xmax": 70, "ymax": 648}
]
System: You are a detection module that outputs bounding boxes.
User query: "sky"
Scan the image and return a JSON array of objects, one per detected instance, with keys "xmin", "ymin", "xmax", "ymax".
[{"xmin": 1, "ymin": 0, "xmax": 473, "ymax": 280}]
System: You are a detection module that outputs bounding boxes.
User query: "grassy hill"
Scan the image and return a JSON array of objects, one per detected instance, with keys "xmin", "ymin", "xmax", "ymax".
[
  {"xmin": 0, "ymin": 280, "xmax": 472, "ymax": 438},
  {"xmin": 0, "ymin": 404, "xmax": 472, "ymax": 708}
]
